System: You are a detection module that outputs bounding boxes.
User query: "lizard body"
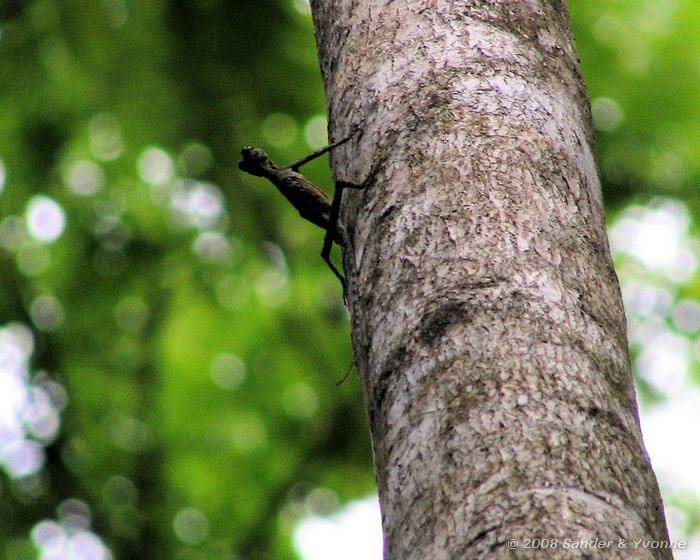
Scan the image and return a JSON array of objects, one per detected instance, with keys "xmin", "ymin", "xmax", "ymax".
[{"xmin": 238, "ymin": 137, "xmax": 358, "ymax": 288}]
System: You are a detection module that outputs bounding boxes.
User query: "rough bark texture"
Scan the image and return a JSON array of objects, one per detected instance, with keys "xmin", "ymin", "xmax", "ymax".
[{"xmin": 310, "ymin": 1, "xmax": 670, "ymax": 558}]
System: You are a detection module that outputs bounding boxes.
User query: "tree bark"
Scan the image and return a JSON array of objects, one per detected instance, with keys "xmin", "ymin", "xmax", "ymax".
[{"xmin": 310, "ymin": 1, "xmax": 670, "ymax": 558}]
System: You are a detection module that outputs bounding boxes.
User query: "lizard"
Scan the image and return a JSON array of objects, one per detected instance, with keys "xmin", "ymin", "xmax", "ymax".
[{"xmin": 238, "ymin": 136, "xmax": 364, "ymax": 292}]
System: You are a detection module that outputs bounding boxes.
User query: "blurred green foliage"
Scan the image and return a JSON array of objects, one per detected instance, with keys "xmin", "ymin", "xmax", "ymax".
[{"xmin": 0, "ymin": 1, "xmax": 699, "ymax": 559}]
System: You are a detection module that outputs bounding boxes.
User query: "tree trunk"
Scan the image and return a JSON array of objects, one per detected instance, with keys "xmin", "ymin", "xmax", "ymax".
[{"xmin": 310, "ymin": 1, "xmax": 670, "ymax": 559}]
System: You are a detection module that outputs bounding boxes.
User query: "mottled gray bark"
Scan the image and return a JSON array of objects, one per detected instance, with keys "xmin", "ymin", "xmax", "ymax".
[{"xmin": 310, "ymin": 1, "xmax": 670, "ymax": 559}]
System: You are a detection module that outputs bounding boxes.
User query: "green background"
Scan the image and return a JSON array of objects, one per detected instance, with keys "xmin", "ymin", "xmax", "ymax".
[{"xmin": 0, "ymin": 1, "xmax": 698, "ymax": 558}]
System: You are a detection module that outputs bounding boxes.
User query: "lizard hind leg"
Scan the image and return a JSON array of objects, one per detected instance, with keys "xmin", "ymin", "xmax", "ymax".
[
  {"xmin": 321, "ymin": 224, "xmax": 349, "ymax": 302},
  {"xmin": 321, "ymin": 243, "xmax": 347, "ymax": 288},
  {"xmin": 321, "ymin": 180, "xmax": 368, "ymax": 298}
]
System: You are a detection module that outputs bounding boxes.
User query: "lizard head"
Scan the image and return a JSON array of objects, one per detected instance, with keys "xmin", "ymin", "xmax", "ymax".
[{"xmin": 239, "ymin": 147, "xmax": 277, "ymax": 176}]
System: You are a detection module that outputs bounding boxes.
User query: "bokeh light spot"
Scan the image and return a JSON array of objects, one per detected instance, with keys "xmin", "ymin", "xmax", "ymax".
[
  {"xmin": 592, "ymin": 97, "xmax": 624, "ymax": 131},
  {"xmin": 255, "ymin": 268, "xmax": 289, "ymax": 307},
  {"xmin": 114, "ymin": 297, "xmax": 150, "ymax": 334},
  {"xmin": 642, "ymin": 393, "xmax": 700, "ymax": 497},
  {"xmin": 255, "ymin": 242, "xmax": 290, "ymax": 307},
  {"xmin": 230, "ymin": 413, "xmax": 267, "ymax": 453},
  {"xmin": 304, "ymin": 487, "xmax": 340, "ymax": 516},
  {"xmin": 178, "ymin": 142, "xmax": 213, "ymax": 176},
  {"xmin": 103, "ymin": 0, "xmax": 129, "ymax": 29},
  {"xmin": 0, "ymin": 322, "xmax": 34, "ymax": 362},
  {"xmin": 170, "ymin": 179, "xmax": 224, "ymax": 229},
  {"xmin": 262, "ymin": 112, "xmax": 298, "ymax": 148},
  {"xmin": 57, "ymin": 498, "xmax": 92, "ymax": 530},
  {"xmin": 3, "ymin": 440, "xmax": 45, "ymax": 478},
  {"xmin": 24, "ymin": 384, "xmax": 63, "ymax": 441},
  {"xmin": 106, "ymin": 414, "xmax": 153, "ymax": 453},
  {"xmin": 637, "ymin": 332, "xmax": 690, "ymax": 395},
  {"xmin": 622, "ymin": 282, "xmax": 672, "ymax": 319},
  {"xmin": 88, "ymin": 113, "xmax": 124, "ymax": 161},
  {"xmin": 30, "ymin": 294, "xmax": 66, "ymax": 332},
  {"xmin": 0, "ymin": 323, "xmax": 66, "ymax": 482},
  {"xmin": 103, "ymin": 475, "xmax": 137, "ymax": 506},
  {"xmin": 31, "ymin": 520, "xmax": 65, "ymax": 549},
  {"xmin": 138, "ymin": 147, "xmax": 174, "ymax": 186},
  {"xmin": 25, "ymin": 196, "xmax": 66, "ymax": 244},
  {"xmin": 591, "ymin": 14, "xmax": 618, "ymax": 46},
  {"xmin": 193, "ymin": 231, "xmax": 232, "ymax": 263},
  {"xmin": 304, "ymin": 115, "xmax": 328, "ymax": 150},
  {"xmin": 609, "ymin": 199, "xmax": 696, "ymax": 282},
  {"xmin": 70, "ymin": 530, "xmax": 110, "ymax": 560},
  {"xmin": 291, "ymin": 0, "xmax": 311, "ymax": 15},
  {"xmin": 0, "ymin": 158, "xmax": 6, "ymax": 194},
  {"xmin": 16, "ymin": 244, "xmax": 51, "ymax": 277},
  {"xmin": 0, "ymin": 216, "xmax": 28, "ymax": 251},
  {"xmin": 282, "ymin": 382, "xmax": 319, "ymax": 419},
  {"xmin": 210, "ymin": 353, "xmax": 247, "ymax": 390},
  {"xmin": 94, "ymin": 215, "xmax": 131, "ymax": 251},
  {"xmin": 293, "ymin": 496, "xmax": 382, "ymax": 560},
  {"xmin": 672, "ymin": 299, "xmax": 700, "ymax": 333},
  {"xmin": 30, "ymin": 513, "xmax": 112, "ymax": 560},
  {"xmin": 648, "ymin": 146, "xmax": 686, "ymax": 188},
  {"xmin": 64, "ymin": 160, "xmax": 105, "ymax": 196},
  {"xmin": 173, "ymin": 508, "xmax": 210, "ymax": 545}
]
